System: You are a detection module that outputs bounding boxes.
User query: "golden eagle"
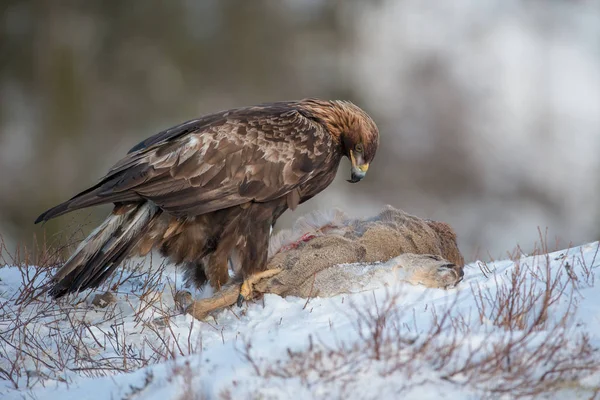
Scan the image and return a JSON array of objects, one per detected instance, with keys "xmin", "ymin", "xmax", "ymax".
[{"xmin": 36, "ymin": 98, "xmax": 379, "ymax": 299}]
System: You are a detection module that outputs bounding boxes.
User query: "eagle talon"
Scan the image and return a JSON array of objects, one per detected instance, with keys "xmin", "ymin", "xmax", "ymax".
[
  {"xmin": 236, "ymin": 294, "xmax": 245, "ymax": 307},
  {"xmin": 236, "ymin": 268, "xmax": 283, "ymax": 308},
  {"xmin": 238, "ymin": 279, "xmax": 253, "ymax": 306}
]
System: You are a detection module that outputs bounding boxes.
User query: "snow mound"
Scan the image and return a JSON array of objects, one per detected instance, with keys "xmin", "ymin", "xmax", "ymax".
[{"xmin": 1, "ymin": 241, "xmax": 599, "ymax": 399}]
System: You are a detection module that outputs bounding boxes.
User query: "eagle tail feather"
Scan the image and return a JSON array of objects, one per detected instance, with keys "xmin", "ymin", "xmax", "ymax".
[
  {"xmin": 49, "ymin": 202, "xmax": 160, "ymax": 298},
  {"xmin": 35, "ymin": 176, "xmax": 143, "ymax": 224}
]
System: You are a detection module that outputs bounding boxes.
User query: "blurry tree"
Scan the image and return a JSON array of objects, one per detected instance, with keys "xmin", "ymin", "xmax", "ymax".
[{"xmin": 0, "ymin": 0, "xmax": 598, "ymax": 259}]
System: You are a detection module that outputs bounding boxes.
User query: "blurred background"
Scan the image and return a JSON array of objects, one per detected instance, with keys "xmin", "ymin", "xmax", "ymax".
[{"xmin": 0, "ymin": 0, "xmax": 599, "ymax": 261}]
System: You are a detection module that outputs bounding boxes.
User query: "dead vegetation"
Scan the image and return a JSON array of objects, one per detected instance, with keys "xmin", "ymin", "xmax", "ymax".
[
  {"xmin": 239, "ymin": 238, "xmax": 600, "ymax": 399},
  {"xmin": 0, "ymin": 233, "xmax": 199, "ymax": 390},
  {"xmin": 0, "ymin": 231, "xmax": 599, "ymax": 398}
]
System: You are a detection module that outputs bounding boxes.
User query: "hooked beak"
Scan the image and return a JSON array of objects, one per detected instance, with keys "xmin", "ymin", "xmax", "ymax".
[{"xmin": 347, "ymin": 151, "xmax": 369, "ymax": 183}]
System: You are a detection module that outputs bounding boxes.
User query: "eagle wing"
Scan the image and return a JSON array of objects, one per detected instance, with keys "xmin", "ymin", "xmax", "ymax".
[{"xmin": 36, "ymin": 104, "xmax": 333, "ymax": 222}]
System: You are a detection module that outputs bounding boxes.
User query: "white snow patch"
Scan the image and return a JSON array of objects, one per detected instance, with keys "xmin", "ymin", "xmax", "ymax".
[{"xmin": 0, "ymin": 242, "xmax": 599, "ymax": 399}]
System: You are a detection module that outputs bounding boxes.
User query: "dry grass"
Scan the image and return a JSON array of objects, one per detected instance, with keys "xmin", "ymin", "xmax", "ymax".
[
  {"xmin": 239, "ymin": 239, "xmax": 600, "ymax": 399},
  {"xmin": 0, "ymin": 233, "xmax": 201, "ymax": 390},
  {"xmin": 0, "ymin": 230, "xmax": 599, "ymax": 398}
]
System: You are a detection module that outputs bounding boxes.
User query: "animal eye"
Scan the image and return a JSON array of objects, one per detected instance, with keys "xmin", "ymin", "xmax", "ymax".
[{"xmin": 355, "ymin": 143, "xmax": 364, "ymax": 153}]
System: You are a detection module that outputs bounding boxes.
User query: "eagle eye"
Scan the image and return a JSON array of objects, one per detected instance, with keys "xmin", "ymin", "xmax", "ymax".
[{"xmin": 355, "ymin": 143, "xmax": 364, "ymax": 153}]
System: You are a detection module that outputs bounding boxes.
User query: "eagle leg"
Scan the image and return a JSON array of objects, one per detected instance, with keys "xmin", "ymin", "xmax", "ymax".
[
  {"xmin": 183, "ymin": 260, "xmax": 208, "ymax": 288},
  {"xmin": 234, "ymin": 212, "xmax": 273, "ymax": 306},
  {"xmin": 205, "ymin": 249, "xmax": 230, "ymax": 290}
]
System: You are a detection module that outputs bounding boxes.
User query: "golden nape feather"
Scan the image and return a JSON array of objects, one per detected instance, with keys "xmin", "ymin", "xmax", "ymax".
[{"xmin": 36, "ymin": 98, "xmax": 379, "ymax": 298}]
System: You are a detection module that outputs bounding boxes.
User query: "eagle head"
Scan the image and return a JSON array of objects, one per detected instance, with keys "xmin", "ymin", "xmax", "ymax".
[
  {"xmin": 301, "ymin": 99, "xmax": 379, "ymax": 183},
  {"xmin": 338, "ymin": 102, "xmax": 379, "ymax": 183}
]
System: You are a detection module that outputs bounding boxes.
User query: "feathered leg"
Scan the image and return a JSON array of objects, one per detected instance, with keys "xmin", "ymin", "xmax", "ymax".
[
  {"xmin": 235, "ymin": 216, "xmax": 273, "ymax": 306},
  {"xmin": 197, "ymin": 208, "xmax": 243, "ymax": 290},
  {"xmin": 205, "ymin": 248, "xmax": 231, "ymax": 290},
  {"xmin": 182, "ymin": 260, "xmax": 208, "ymax": 288}
]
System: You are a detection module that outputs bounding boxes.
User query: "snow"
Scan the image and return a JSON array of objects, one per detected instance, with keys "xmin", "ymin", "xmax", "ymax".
[{"xmin": 1, "ymin": 242, "xmax": 599, "ymax": 399}]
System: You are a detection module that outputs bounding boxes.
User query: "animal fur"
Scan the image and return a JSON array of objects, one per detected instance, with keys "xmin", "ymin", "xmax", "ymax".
[{"xmin": 182, "ymin": 206, "xmax": 465, "ymax": 320}]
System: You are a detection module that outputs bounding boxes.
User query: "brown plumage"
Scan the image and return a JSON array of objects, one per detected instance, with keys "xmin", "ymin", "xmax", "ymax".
[{"xmin": 35, "ymin": 98, "xmax": 379, "ymax": 298}]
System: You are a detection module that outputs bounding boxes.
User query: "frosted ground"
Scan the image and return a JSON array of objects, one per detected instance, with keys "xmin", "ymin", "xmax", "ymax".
[{"xmin": 1, "ymin": 239, "xmax": 599, "ymax": 399}]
